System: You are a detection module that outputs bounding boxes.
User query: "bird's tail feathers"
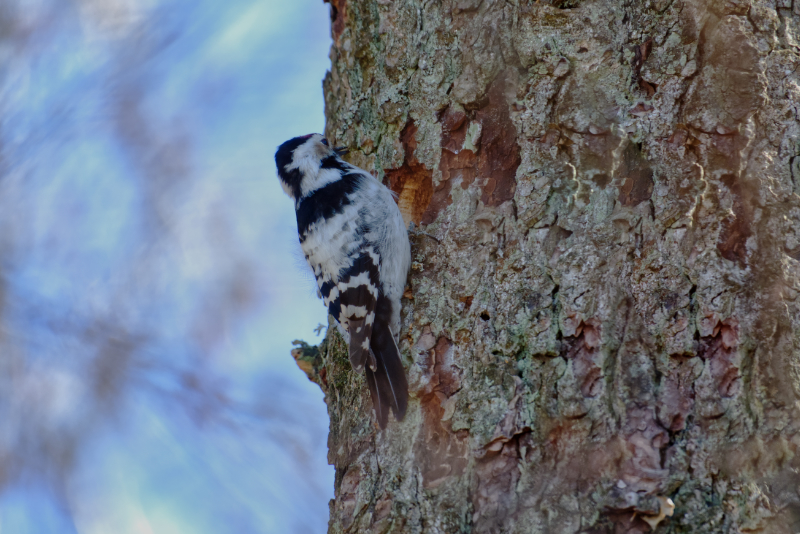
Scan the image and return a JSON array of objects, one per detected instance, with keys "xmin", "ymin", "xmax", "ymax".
[{"xmin": 365, "ymin": 324, "xmax": 408, "ymax": 429}]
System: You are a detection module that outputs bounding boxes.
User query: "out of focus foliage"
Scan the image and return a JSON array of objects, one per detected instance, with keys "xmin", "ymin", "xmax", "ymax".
[{"xmin": 0, "ymin": 0, "xmax": 332, "ymax": 532}]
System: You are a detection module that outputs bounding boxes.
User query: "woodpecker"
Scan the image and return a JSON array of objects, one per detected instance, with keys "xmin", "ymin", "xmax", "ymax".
[{"xmin": 275, "ymin": 133, "xmax": 410, "ymax": 429}]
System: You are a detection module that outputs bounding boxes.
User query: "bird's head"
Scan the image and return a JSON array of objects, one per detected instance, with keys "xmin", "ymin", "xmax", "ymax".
[{"xmin": 275, "ymin": 134, "xmax": 350, "ymax": 201}]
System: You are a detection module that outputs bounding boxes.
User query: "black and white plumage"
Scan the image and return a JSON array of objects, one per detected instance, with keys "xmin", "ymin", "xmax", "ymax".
[{"xmin": 275, "ymin": 133, "xmax": 411, "ymax": 429}]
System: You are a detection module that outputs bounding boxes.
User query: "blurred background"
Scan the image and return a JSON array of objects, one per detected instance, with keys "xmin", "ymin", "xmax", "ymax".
[{"xmin": 0, "ymin": 0, "xmax": 333, "ymax": 532}]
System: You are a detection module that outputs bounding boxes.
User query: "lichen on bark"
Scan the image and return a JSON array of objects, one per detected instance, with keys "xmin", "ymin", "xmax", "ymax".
[{"xmin": 307, "ymin": 0, "xmax": 800, "ymax": 532}]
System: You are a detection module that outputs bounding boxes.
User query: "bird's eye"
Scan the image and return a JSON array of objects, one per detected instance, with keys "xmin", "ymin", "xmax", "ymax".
[{"xmin": 321, "ymin": 138, "xmax": 329, "ymax": 146}]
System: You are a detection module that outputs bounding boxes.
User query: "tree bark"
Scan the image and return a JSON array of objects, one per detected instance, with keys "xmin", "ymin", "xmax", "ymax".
[{"xmin": 305, "ymin": 0, "xmax": 800, "ymax": 532}]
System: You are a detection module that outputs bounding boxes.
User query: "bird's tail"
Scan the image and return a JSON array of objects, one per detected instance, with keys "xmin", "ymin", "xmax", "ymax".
[{"xmin": 364, "ymin": 324, "xmax": 408, "ymax": 429}]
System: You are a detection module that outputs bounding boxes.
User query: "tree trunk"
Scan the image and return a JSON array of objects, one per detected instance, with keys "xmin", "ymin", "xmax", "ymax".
[{"xmin": 305, "ymin": 0, "xmax": 800, "ymax": 532}]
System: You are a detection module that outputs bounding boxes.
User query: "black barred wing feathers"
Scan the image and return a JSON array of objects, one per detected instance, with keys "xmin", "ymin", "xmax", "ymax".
[{"xmin": 325, "ymin": 250, "xmax": 380, "ymax": 372}]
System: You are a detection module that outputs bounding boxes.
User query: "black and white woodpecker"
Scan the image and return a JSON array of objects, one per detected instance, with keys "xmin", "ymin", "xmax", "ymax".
[{"xmin": 275, "ymin": 134, "xmax": 411, "ymax": 429}]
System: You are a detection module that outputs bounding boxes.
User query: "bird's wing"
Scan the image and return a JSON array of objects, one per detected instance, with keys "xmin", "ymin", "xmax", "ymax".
[{"xmin": 327, "ymin": 249, "xmax": 381, "ymax": 372}]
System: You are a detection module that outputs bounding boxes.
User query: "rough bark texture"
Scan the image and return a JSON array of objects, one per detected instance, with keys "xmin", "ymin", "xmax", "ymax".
[{"xmin": 305, "ymin": 0, "xmax": 800, "ymax": 532}]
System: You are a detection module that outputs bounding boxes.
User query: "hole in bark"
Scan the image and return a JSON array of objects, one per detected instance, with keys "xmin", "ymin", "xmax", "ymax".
[
  {"xmin": 324, "ymin": 0, "xmax": 347, "ymax": 42},
  {"xmin": 716, "ymin": 173, "xmax": 752, "ymax": 266},
  {"xmin": 480, "ymin": 312, "xmax": 490, "ymax": 321},
  {"xmin": 631, "ymin": 38, "xmax": 656, "ymax": 97},
  {"xmin": 640, "ymin": 79, "xmax": 658, "ymax": 97},
  {"xmin": 617, "ymin": 142, "xmax": 654, "ymax": 206},
  {"xmin": 592, "ymin": 173, "xmax": 611, "ymax": 189}
]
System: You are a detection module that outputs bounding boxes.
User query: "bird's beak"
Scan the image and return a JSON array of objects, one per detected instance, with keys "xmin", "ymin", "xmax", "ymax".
[{"xmin": 334, "ymin": 146, "xmax": 350, "ymax": 156}]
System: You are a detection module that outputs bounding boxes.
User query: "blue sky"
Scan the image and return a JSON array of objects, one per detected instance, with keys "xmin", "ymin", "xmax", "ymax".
[{"xmin": 0, "ymin": 0, "xmax": 335, "ymax": 532}]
